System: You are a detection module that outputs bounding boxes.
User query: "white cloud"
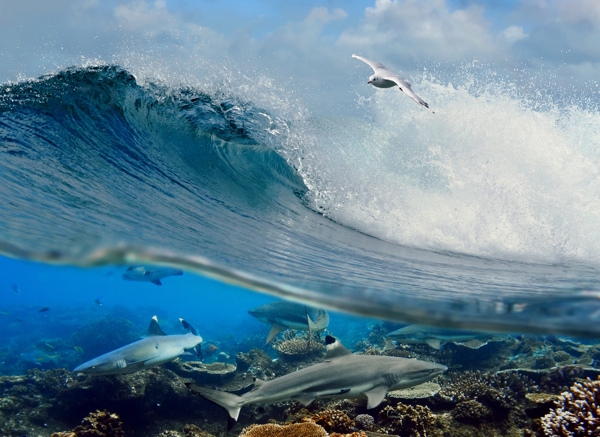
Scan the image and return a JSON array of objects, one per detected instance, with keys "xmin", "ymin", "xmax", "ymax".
[{"xmin": 337, "ymin": 0, "xmax": 499, "ymax": 63}]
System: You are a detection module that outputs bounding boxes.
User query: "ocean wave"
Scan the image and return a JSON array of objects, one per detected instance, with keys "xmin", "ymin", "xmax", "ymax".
[{"xmin": 1, "ymin": 65, "xmax": 600, "ymax": 336}]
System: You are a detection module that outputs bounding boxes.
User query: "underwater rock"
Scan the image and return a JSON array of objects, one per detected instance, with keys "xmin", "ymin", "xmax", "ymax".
[
  {"xmin": 51, "ymin": 409, "xmax": 125, "ymax": 437},
  {"xmin": 239, "ymin": 422, "xmax": 328, "ymax": 437},
  {"xmin": 303, "ymin": 409, "xmax": 355, "ymax": 434},
  {"xmin": 541, "ymin": 376, "xmax": 600, "ymax": 436},
  {"xmin": 378, "ymin": 403, "xmax": 438, "ymax": 437}
]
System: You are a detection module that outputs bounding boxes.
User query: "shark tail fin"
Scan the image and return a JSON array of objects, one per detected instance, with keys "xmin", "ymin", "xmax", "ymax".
[{"xmin": 186, "ymin": 383, "xmax": 243, "ymax": 421}]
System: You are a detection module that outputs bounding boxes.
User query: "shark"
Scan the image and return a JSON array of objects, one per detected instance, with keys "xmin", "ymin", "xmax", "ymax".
[
  {"xmin": 122, "ymin": 265, "xmax": 183, "ymax": 286},
  {"xmin": 187, "ymin": 335, "xmax": 446, "ymax": 421},
  {"xmin": 248, "ymin": 301, "xmax": 330, "ymax": 345},
  {"xmin": 387, "ymin": 324, "xmax": 495, "ymax": 350},
  {"xmin": 74, "ymin": 316, "xmax": 202, "ymax": 375}
]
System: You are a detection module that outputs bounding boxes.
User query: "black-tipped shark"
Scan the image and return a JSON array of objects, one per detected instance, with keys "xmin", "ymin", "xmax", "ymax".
[
  {"xmin": 187, "ymin": 335, "xmax": 446, "ymax": 421},
  {"xmin": 74, "ymin": 316, "xmax": 202, "ymax": 375},
  {"xmin": 248, "ymin": 301, "xmax": 330, "ymax": 345}
]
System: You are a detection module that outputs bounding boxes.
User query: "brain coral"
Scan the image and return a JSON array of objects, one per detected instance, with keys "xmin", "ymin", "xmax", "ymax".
[
  {"xmin": 239, "ymin": 422, "xmax": 327, "ymax": 437},
  {"xmin": 541, "ymin": 376, "xmax": 600, "ymax": 436}
]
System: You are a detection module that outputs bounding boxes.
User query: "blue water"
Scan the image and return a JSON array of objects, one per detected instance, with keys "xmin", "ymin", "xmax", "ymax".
[{"xmin": 1, "ymin": 63, "xmax": 600, "ymax": 361}]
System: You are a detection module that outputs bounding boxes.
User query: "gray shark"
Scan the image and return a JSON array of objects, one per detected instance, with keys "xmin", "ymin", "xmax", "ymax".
[
  {"xmin": 122, "ymin": 265, "xmax": 183, "ymax": 286},
  {"xmin": 187, "ymin": 335, "xmax": 446, "ymax": 420},
  {"xmin": 387, "ymin": 324, "xmax": 494, "ymax": 350},
  {"xmin": 248, "ymin": 301, "xmax": 330, "ymax": 345},
  {"xmin": 74, "ymin": 316, "xmax": 202, "ymax": 375}
]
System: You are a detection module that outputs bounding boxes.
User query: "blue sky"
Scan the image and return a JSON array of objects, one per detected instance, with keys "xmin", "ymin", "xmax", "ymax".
[{"xmin": 1, "ymin": 0, "xmax": 599, "ymax": 109}]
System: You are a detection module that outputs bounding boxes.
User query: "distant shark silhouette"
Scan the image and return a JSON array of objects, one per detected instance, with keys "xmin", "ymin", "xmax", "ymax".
[
  {"xmin": 74, "ymin": 316, "xmax": 202, "ymax": 375},
  {"xmin": 248, "ymin": 301, "xmax": 330, "ymax": 345},
  {"xmin": 187, "ymin": 335, "xmax": 446, "ymax": 420},
  {"xmin": 387, "ymin": 324, "xmax": 495, "ymax": 350},
  {"xmin": 122, "ymin": 265, "xmax": 183, "ymax": 286}
]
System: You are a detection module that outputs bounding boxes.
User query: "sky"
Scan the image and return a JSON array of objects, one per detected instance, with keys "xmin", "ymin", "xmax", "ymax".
[{"xmin": 2, "ymin": 0, "xmax": 600, "ymax": 109}]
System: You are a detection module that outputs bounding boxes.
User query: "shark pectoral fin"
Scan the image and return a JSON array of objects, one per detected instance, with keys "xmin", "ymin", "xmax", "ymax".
[
  {"xmin": 151, "ymin": 279, "xmax": 162, "ymax": 286},
  {"xmin": 294, "ymin": 394, "xmax": 316, "ymax": 407},
  {"xmin": 265, "ymin": 324, "xmax": 286, "ymax": 345},
  {"xmin": 425, "ymin": 339, "xmax": 442, "ymax": 350},
  {"xmin": 364, "ymin": 385, "xmax": 389, "ymax": 409}
]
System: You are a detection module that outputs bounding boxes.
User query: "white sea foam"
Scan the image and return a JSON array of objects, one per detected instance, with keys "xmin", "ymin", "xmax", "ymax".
[{"xmin": 293, "ymin": 72, "xmax": 600, "ymax": 265}]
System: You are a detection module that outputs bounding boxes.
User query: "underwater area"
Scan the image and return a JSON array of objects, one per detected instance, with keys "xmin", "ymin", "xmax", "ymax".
[{"xmin": 2, "ymin": 2, "xmax": 600, "ymax": 436}]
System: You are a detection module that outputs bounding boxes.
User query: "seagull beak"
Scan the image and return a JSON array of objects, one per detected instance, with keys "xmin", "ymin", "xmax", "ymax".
[{"xmin": 367, "ymin": 80, "xmax": 372, "ymax": 84}]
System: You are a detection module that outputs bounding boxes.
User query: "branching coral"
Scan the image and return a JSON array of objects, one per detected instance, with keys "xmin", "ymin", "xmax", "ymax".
[
  {"xmin": 439, "ymin": 370, "xmax": 535, "ymax": 410},
  {"xmin": 239, "ymin": 422, "xmax": 327, "ymax": 437},
  {"xmin": 304, "ymin": 409, "xmax": 355, "ymax": 433},
  {"xmin": 538, "ymin": 365, "xmax": 585, "ymax": 394},
  {"xmin": 271, "ymin": 330, "xmax": 325, "ymax": 360},
  {"xmin": 51, "ymin": 410, "xmax": 125, "ymax": 437},
  {"xmin": 541, "ymin": 376, "xmax": 600, "ymax": 436},
  {"xmin": 452, "ymin": 399, "xmax": 492, "ymax": 422},
  {"xmin": 378, "ymin": 403, "xmax": 436, "ymax": 437}
]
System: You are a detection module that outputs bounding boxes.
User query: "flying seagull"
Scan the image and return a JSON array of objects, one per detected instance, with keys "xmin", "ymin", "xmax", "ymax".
[{"xmin": 352, "ymin": 54, "xmax": 433, "ymax": 112}]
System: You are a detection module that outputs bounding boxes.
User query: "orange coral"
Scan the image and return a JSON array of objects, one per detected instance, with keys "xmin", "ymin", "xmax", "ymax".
[{"xmin": 239, "ymin": 422, "xmax": 327, "ymax": 437}]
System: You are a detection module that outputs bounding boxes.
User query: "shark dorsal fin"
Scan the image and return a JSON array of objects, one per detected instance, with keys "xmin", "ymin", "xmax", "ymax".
[
  {"xmin": 266, "ymin": 323, "xmax": 286, "ymax": 345},
  {"xmin": 324, "ymin": 335, "xmax": 352, "ymax": 359},
  {"xmin": 148, "ymin": 316, "xmax": 167, "ymax": 336},
  {"xmin": 251, "ymin": 378, "xmax": 266, "ymax": 392},
  {"xmin": 180, "ymin": 318, "xmax": 201, "ymax": 336}
]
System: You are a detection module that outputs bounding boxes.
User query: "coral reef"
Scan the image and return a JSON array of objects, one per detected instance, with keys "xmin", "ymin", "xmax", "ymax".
[
  {"xmin": 235, "ymin": 348, "xmax": 276, "ymax": 380},
  {"xmin": 239, "ymin": 422, "xmax": 328, "ymax": 437},
  {"xmin": 354, "ymin": 414, "xmax": 375, "ymax": 431},
  {"xmin": 304, "ymin": 409, "xmax": 355, "ymax": 433},
  {"xmin": 378, "ymin": 403, "xmax": 438, "ymax": 437},
  {"xmin": 541, "ymin": 376, "xmax": 600, "ymax": 436},
  {"xmin": 71, "ymin": 317, "xmax": 139, "ymax": 362},
  {"xmin": 452, "ymin": 400, "xmax": 492, "ymax": 423},
  {"xmin": 271, "ymin": 330, "xmax": 325, "ymax": 361},
  {"xmin": 538, "ymin": 365, "xmax": 585, "ymax": 394},
  {"xmin": 51, "ymin": 410, "xmax": 125, "ymax": 436},
  {"xmin": 439, "ymin": 370, "xmax": 535, "ymax": 410}
]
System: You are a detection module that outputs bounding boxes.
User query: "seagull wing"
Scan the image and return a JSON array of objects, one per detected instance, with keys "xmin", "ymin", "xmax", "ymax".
[
  {"xmin": 352, "ymin": 54, "xmax": 389, "ymax": 73},
  {"xmin": 381, "ymin": 72, "xmax": 433, "ymax": 112}
]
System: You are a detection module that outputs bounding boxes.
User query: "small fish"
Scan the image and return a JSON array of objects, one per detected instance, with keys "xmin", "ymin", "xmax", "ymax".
[
  {"xmin": 94, "ymin": 299, "xmax": 102, "ymax": 306},
  {"xmin": 11, "ymin": 284, "xmax": 20, "ymax": 294},
  {"xmin": 39, "ymin": 342, "xmax": 55, "ymax": 352},
  {"xmin": 74, "ymin": 346, "xmax": 84, "ymax": 354},
  {"xmin": 38, "ymin": 307, "xmax": 50, "ymax": 313},
  {"xmin": 204, "ymin": 344, "xmax": 219, "ymax": 357},
  {"xmin": 0, "ymin": 311, "xmax": 9, "ymax": 316}
]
